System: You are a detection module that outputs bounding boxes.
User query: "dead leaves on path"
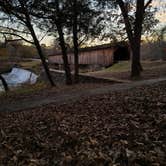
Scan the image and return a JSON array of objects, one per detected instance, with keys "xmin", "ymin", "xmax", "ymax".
[{"xmin": 0, "ymin": 82, "xmax": 166, "ymax": 165}]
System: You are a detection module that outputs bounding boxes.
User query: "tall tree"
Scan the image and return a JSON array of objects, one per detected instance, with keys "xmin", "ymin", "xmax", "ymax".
[
  {"xmin": 98, "ymin": 0, "xmax": 158, "ymax": 77},
  {"xmin": 54, "ymin": 0, "xmax": 72, "ymax": 85},
  {"xmin": 117, "ymin": 0, "xmax": 149, "ymax": 77},
  {"xmin": 34, "ymin": 0, "xmax": 102, "ymax": 84},
  {"xmin": 117, "ymin": 0, "xmax": 159, "ymax": 77},
  {"xmin": 65, "ymin": 0, "xmax": 103, "ymax": 83},
  {"xmin": 0, "ymin": 0, "xmax": 55, "ymax": 86},
  {"xmin": 72, "ymin": 0, "xmax": 79, "ymax": 83},
  {"xmin": 33, "ymin": 0, "xmax": 72, "ymax": 85}
]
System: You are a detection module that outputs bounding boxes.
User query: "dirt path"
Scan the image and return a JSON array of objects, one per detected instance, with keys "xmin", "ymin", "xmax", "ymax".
[{"xmin": 1, "ymin": 77, "xmax": 166, "ymax": 112}]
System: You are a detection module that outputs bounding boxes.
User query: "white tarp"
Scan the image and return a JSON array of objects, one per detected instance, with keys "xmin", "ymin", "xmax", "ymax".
[{"xmin": 0, "ymin": 68, "xmax": 38, "ymax": 92}]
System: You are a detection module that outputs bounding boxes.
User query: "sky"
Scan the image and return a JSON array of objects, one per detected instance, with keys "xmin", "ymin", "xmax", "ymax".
[
  {"xmin": 152, "ymin": 0, "xmax": 166, "ymax": 26},
  {"xmin": 42, "ymin": 0, "xmax": 166, "ymax": 46}
]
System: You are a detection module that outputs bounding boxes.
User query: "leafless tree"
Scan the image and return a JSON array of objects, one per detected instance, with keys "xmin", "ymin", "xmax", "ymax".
[{"xmin": 0, "ymin": 0, "xmax": 55, "ymax": 86}]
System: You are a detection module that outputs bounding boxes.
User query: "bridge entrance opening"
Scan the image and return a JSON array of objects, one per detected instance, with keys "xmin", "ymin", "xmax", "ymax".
[{"xmin": 113, "ymin": 45, "xmax": 130, "ymax": 63}]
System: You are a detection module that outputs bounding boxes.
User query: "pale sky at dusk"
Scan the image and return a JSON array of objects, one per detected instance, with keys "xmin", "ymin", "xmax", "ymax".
[{"xmin": 152, "ymin": 0, "xmax": 166, "ymax": 25}]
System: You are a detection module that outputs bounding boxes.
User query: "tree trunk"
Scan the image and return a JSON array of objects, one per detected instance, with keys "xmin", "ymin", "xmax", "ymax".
[
  {"xmin": 73, "ymin": 0, "xmax": 79, "ymax": 83},
  {"xmin": 0, "ymin": 75, "xmax": 9, "ymax": 92},
  {"xmin": 118, "ymin": 0, "xmax": 134, "ymax": 43},
  {"xmin": 73, "ymin": 33, "xmax": 79, "ymax": 83},
  {"xmin": 24, "ymin": 13, "xmax": 55, "ymax": 86},
  {"xmin": 118, "ymin": 0, "xmax": 145, "ymax": 78},
  {"xmin": 131, "ymin": 0, "xmax": 145, "ymax": 78},
  {"xmin": 131, "ymin": 42, "xmax": 142, "ymax": 77},
  {"xmin": 56, "ymin": 23, "xmax": 72, "ymax": 85},
  {"xmin": 55, "ymin": 0, "xmax": 72, "ymax": 85}
]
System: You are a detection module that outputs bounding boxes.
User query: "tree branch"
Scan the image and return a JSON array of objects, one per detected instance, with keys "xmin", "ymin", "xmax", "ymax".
[
  {"xmin": 117, "ymin": 0, "xmax": 134, "ymax": 42},
  {"xmin": 0, "ymin": 32, "xmax": 34, "ymax": 44},
  {"xmin": 0, "ymin": 25, "xmax": 30, "ymax": 34},
  {"xmin": 39, "ymin": 30, "xmax": 50, "ymax": 42},
  {"xmin": 144, "ymin": 0, "xmax": 152, "ymax": 10}
]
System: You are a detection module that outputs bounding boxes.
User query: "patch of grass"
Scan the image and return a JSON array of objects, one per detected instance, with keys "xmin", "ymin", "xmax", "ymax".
[
  {"xmin": 105, "ymin": 61, "xmax": 131, "ymax": 72},
  {"xmin": 19, "ymin": 61, "xmax": 41, "ymax": 68},
  {"xmin": 13, "ymin": 82, "xmax": 46, "ymax": 93},
  {"xmin": 0, "ymin": 55, "xmax": 9, "ymax": 61},
  {"xmin": 103, "ymin": 60, "xmax": 166, "ymax": 73},
  {"xmin": 0, "ymin": 82, "xmax": 47, "ymax": 99},
  {"xmin": 18, "ymin": 60, "xmax": 42, "ymax": 74}
]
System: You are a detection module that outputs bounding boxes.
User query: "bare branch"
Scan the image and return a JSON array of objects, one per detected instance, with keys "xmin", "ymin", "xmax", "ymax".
[
  {"xmin": 0, "ymin": 32, "xmax": 34, "ymax": 44},
  {"xmin": 144, "ymin": 0, "xmax": 152, "ymax": 10},
  {"xmin": 0, "ymin": 25, "xmax": 30, "ymax": 34},
  {"xmin": 78, "ymin": 35, "xmax": 88, "ymax": 47},
  {"xmin": 39, "ymin": 30, "xmax": 50, "ymax": 42},
  {"xmin": 117, "ymin": 0, "xmax": 134, "ymax": 42}
]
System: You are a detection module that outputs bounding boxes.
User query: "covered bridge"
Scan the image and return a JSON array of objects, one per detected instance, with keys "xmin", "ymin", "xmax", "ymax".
[{"xmin": 48, "ymin": 42, "xmax": 130, "ymax": 67}]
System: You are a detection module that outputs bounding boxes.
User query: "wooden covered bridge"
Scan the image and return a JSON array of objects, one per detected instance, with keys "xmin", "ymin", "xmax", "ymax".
[{"xmin": 48, "ymin": 42, "xmax": 130, "ymax": 67}]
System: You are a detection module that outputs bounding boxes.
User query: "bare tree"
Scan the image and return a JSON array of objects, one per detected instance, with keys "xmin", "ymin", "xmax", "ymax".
[
  {"xmin": 117, "ymin": 0, "xmax": 154, "ymax": 77},
  {"xmin": 32, "ymin": 0, "xmax": 73, "ymax": 85},
  {"xmin": 54, "ymin": 0, "xmax": 72, "ymax": 85},
  {"xmin": 72, "ymin": 0, "xmax": 79, "ymax": 83},
  {"xmin": 64, "ymin": 0, "xmax": 103, "ymax": 83},
  {"xmin": 98, "ymin": 0, "xmax": 158, "ymax": 77},
  {"xmin": 0, "ymin": 0, "xmax": 55, "ymax": 86}
]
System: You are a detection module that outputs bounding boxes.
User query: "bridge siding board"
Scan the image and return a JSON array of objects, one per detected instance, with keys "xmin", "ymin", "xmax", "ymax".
[{"xmin": 49, "ymin": 47, "xmax": 115, "ymax": 66}]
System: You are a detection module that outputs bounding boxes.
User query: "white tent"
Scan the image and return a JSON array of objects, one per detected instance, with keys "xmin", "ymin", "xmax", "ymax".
[{"xmin": 0, "ymin": 68, "xmax": 38, "ymax": 92}]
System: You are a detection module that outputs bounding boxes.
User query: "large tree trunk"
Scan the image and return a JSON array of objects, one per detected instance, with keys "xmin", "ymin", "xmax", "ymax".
[
  {"xmin": 30, "ymin": 28, "xmax": 55, "ymax": 86},
  {"xmin": 55, "ymin": 0, "xmax": 72, "ymax": 85},
  {"xmin": 24, "ymin": 14, "xmax": 55, "ymax": 86},
  {"xmin": 73, "ymin": 31, "xmax": 79, "ymax": 83},
  {"xmin": 131, "ymin": 42, "xmax": 142, "ymax": 77},
  {"xmin": 73, "ymin": 0, "xmax": 79, "ymax": 83},
  {"xmin": 130, "ymin": 40, "xmax": 143, "ymax": 77},
  {"xmin": 0, "ymin": 75, "xmax": 9, "ymax": 92},
  {"xmin": 131, "ymin": 0, "xmax": 145, "ymax": 78},
  {"xmin": 56, "ymin": 23, "xmax": 72, "ymax": 85},
  {"xmin": 118, "ymin": 0, "xmax": 145, "ymax": 78}
]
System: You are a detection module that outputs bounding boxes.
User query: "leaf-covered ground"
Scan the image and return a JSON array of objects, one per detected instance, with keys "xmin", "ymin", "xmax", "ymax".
[{"xmin": 0, "ymin": 82, "xmax": 166, "ymax": 166}]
